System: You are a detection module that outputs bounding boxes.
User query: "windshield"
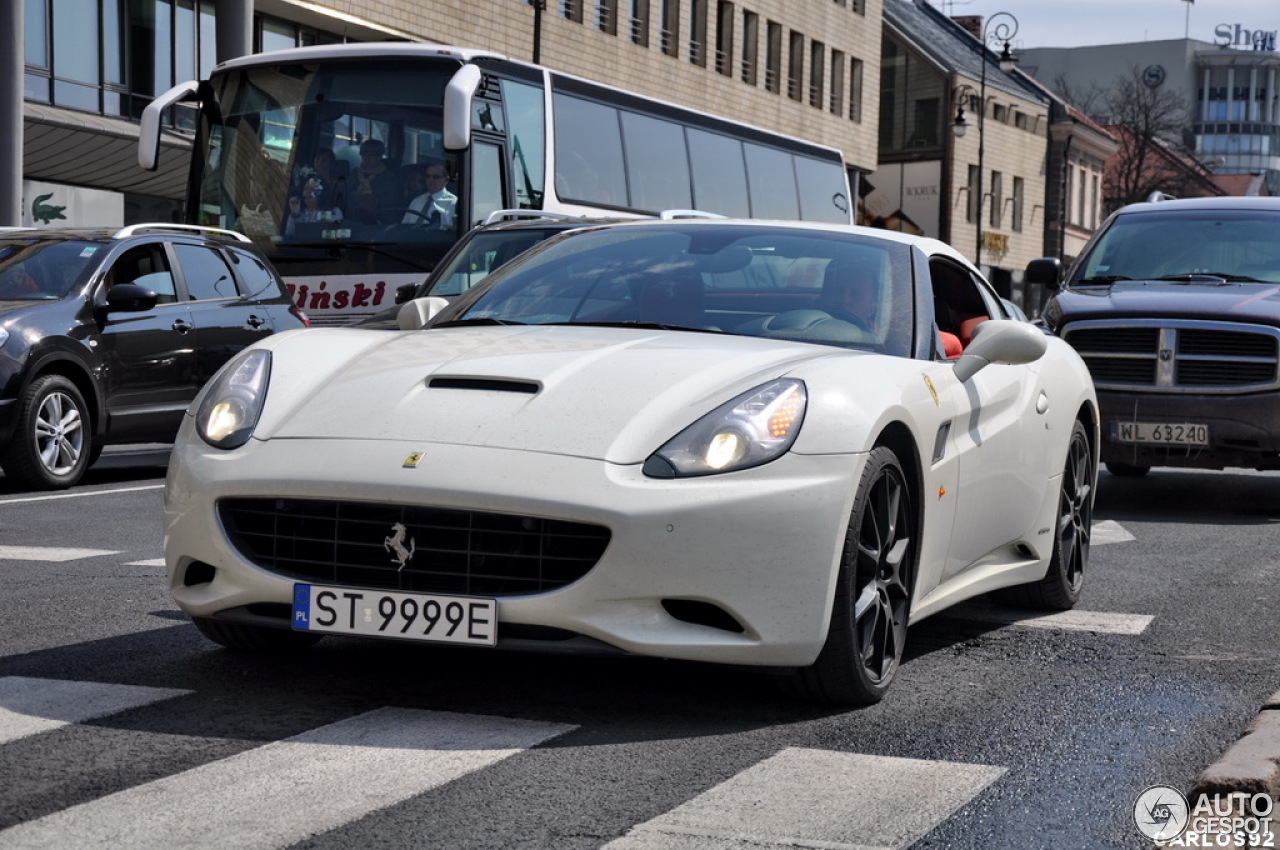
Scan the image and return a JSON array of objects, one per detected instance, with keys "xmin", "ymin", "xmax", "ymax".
[
  {"xmin": 0, "ymin": 239, "xmax": 100, "ymax": 300},
  {"xmin": 1075, "ymin": 209, "xmax": 1280, "ymax": 284},
  {"xmin": 424, "ymin": 227, "xmax": 579, "ymax": 297},
  {"xmin": 194, "ymin": 59, "xmax": 463, "ymax": 274},
  {"xmin": 448, "ymin": 224, "xmax": 916, "ymax": 357}
]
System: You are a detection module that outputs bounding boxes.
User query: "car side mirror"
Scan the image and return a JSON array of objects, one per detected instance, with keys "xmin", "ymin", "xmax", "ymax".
[
  {"xmin": 104, "ymin": 282, "xmax": 159, "ymax": 313},
  {"xmin": 953, "ymin": 319, "xmax": 1048, "ymax": 383},
  {"xmin": 396, "ymin": 296, "xmax": 451, "ymax": 331},
  {"xmin": 394, "ymin": 282, "xmax": 419, "ymax": 305},
  {"xmin": 1025, "ymin": 257, "xmax": 1062, "ymax": 292}
]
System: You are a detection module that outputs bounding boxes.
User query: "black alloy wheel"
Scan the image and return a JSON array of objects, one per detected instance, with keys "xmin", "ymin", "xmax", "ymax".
[
  {"xmin": 997, "ymin": 419, "xmax": 1093, "ymax": 610},
  {"xmin": 788, "ymin": 445, "xmax": 917, "ymax": 706}
]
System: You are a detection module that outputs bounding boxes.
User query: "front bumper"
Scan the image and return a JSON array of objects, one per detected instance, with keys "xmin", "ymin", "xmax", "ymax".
[
  {"xmin": 164, "ymin": 427, "xmax": 863, "ymax": 668},
  {"xmin": 1098, "ymin": 389, "xmax": 1280, "ymax": 470}
]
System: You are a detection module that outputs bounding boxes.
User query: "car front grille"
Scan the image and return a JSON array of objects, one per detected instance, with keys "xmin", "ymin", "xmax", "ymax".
[
  {"xmin": 1063, "ymin": 320, "xmax": 1280, "ymax": 394},
  {"xmin": 219, "ymin": 498, "xmax": 610, "ymax": 596}
]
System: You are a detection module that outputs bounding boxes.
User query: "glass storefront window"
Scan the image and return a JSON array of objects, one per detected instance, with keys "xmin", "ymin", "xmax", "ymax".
[
  {"xmin": 23, "ymin": 2, "xmax": 348, "ymax": 123},
  {"xmin": 52, "ymin": 0, "xmax": 100, "ymax": 88},
  {"xmin": 25, "ymin": 0, "xmax": 48, "ymax": 67}
]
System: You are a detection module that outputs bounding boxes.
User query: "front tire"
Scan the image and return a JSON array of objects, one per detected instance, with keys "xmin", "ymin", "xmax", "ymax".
[
  {"xmin": 1106, "ymin": 461, "xmax": 1149, "ymax": 478},
  {"xmin": 788, "ymin": 446, "xmax": 917, "ymax": 706},
  {"xmin": 0, "ymin": 375, "xmax": 91, "ymax": 490},
  {"xmin": 997, "ymin": 419, "xmax": 1093, "ymax": 610}
]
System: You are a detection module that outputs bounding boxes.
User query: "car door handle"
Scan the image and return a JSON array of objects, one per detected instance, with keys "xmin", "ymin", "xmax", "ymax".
[
  {"xmin": 172, "ymin": 319, "xmax": 193, "ymax": 334},
  {"xmin": 246, "ymin": 314, "xmax": 267, "ymax": 329}
]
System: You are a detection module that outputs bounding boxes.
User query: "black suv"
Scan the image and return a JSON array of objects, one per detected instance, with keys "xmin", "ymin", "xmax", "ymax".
[
  {"xmin": 0, "ymin": 224, "xmax": 308, "ymax": 489},
  {"xmin": 1029, "ymin": 196, "xmax": 1280, "ymax": 477}
]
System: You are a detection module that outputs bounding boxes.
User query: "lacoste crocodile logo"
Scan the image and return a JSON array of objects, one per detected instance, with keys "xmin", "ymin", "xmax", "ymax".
[
  {"xmin": 32, "ymin": 193, "xmax": 67, "ymax": 225},
  {"xmin": 384, "ymin": 522, "xmax": 416, "ymax": 570}
]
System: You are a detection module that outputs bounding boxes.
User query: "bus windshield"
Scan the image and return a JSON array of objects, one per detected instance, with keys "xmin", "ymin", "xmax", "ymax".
[
  {"xmin": 152, "ymin": 45, "xmax": 854, "ymax": 326},
  {"xmin": 194, "ymin": 59, "xmax": 465, "ymax": 320}
]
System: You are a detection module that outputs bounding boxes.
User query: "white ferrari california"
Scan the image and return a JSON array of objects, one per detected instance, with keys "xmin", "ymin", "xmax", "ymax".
[{"xmin": 164, "ymin": 219, "xmax": 1098, "ymax": 705}]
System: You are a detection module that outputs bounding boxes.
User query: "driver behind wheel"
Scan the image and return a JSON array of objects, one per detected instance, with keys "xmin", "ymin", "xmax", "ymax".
[
  {"xmin": 817, "ymin": 260, "xmax": 881, "ymax": 333},
  {"xmin": 403, "ymin": 159, "xmax": 457, "ymax": 228}
]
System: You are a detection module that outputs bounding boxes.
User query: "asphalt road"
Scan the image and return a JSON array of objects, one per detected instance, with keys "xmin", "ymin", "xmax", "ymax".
[{"xmin": 0, "ymin": 450, "xmax": 1277, "ymax": 849}]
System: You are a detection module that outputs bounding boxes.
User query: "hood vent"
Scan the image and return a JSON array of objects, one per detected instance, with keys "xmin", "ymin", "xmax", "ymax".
[{"xmin": 428, "ymin": 377, "xmax": 540, "ymax": 394}]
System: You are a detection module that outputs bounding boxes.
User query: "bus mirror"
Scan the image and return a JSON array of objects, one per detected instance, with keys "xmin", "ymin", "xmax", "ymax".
[
  {"xmin": 443, "ymin": 64, "xmax": 483, "ymax": 151},
  {"xmin": 139, "ymin": 80, "xmax": 201, "ymax": 170}
]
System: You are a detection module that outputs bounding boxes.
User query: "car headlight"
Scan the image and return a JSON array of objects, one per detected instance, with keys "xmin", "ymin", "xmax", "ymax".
[
  {"xmin": 643, "ymin": 379, "xmax": 806, "ymax": 478},
  {"xmin": 195, "ymin": 349, "xmax": 271, "ymax": 449}
]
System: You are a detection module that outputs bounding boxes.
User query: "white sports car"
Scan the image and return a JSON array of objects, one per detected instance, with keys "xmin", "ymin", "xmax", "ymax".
[{"xmin": 164, "ymin": 219, "xmax": 1098, "ymax": 705}]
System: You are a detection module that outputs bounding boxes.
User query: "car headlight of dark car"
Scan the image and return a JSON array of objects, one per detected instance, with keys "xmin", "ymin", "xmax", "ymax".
[
  {"xmin": 195, "ymin": 348, "xmax": 271, "ymax": 449},
  {"xmin": 643, "ymin": 379, "xmax": 806, "ymax": 478}
]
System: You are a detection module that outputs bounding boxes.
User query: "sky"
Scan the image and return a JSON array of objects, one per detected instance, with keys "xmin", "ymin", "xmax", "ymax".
[{"xmin": 924, "ymin": 0, "xmax": 1277, "ymax": 49}]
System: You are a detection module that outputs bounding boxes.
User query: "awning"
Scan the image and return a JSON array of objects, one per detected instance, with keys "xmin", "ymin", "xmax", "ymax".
[{"xmin": 23, "ymin": 102, "xmax": 192, "ymax": 200}]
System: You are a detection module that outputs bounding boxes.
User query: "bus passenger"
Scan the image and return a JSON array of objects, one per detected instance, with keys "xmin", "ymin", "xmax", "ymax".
[
  {"xmin": 307, "ymin": 146, "xmax": 345, "ymax": 209},
  {"xmin": 404, "ymin": 159, "xmax": 457, "ymax": 228},
  {"xmin": 285, "ymin": 177, "xmax": 343, "ymax": 235},
  {"xmin": 347, "ymin": 139, "xmax": 404, "ymax": 222}
]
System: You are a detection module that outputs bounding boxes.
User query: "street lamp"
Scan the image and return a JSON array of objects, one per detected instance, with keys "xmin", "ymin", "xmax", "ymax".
[{"xmin": 951, "ymin": 11, "xmax": 1019, "ymax": 268}]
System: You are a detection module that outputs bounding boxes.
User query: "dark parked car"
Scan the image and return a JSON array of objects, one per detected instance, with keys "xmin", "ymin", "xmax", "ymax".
[
  {"xmin": 355, "ymin": 210, "xmax": 731, "ymax": 329},
  {"xmin": 0, "ymin": 224, "xmax": 309, "ymax": 489},
  {"xmin": 1029, "ymin": 195, "xmax": 1280, "ymax": 477}
]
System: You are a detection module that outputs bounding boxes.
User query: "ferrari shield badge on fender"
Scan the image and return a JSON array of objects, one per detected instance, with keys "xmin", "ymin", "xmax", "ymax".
[
  {"xmin": 402, "ymin": 452, "xmax": 424, "ymax": 468},
  {"xmin": 923, "ymin": 375, "xmax": 939, "ymax": 405}
]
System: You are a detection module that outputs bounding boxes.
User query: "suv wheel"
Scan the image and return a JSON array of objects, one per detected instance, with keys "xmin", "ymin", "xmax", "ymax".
[{"xmin": 0, "ymin": 375, "xmax": 91, "ymax": 490}]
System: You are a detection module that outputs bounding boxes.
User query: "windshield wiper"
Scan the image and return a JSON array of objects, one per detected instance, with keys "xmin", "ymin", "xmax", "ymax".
[
  {"xmin": 434, "ymin": 317, "xmax": 527, "ymax": 327},
  {"xmin": 553, "ymin": 320, "xmax": 726, "ymax": 334},
  {"xmin": 1075, "ymin": 275, "xmax": 1132, "ymax": 283},
  {"xmin": 1155, "ymin": 272, "xmax": 1265, "ymax": 283}
]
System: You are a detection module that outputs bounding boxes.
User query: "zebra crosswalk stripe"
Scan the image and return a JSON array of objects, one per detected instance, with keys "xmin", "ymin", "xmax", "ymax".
[
  {"xmin": 0, "ymin": 546, "xmax": 121, "ymax": 562},
  {"xmin": 0, "ymin": 707, "xmax": 574, "ymax": 850},
  {"xmin": 0, "ymin": 676, "xmax": 191, "ymax": 746},
  {"xmin": 604, "ymin": 747, "xmax": 1005, "ymax": 850}
]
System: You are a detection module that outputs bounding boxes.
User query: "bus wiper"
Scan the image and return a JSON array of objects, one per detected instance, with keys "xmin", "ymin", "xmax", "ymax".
[
  {"xmin": 1155, "ymin": 272, "xmax": 1264, "ymax": 283},
  {"xmin": 281, "ymin": 240, "xmax": 435, "ymax": 273},
  {"xmin": 434, "ymin": 317, "xmax": 528, "ymax": 327}
]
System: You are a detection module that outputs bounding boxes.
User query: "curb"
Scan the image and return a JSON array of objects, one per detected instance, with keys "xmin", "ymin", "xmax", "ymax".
[{"xmin": 1191, "ymin": 688, "xmax": 1280, "ymax": 799}]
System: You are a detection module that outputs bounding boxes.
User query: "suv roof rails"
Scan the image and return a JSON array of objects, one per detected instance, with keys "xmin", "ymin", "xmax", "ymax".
[
  {"xmin": 1145, "ymin": 191, "xmax": 1178, "ymax": 203},
  {"xmin": 481, "ymin": 209, "xmax": 582, "ymax": 225},
  {"xmin": 113, "ymin": 223, "xmax": 252, "ymax": 242},
  {"xmin": 658, "ymin": 209, "xmax": 727, "ymax": 220}
]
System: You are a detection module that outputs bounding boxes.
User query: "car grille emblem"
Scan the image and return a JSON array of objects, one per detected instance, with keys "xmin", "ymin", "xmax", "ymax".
[
  {"xmin": 384, "ymin": 522, "xmax": 417, "ymax": 570},
  {"xmin": 1159, "ymin": 348, "xmax": 1173, "ymax": 362}
]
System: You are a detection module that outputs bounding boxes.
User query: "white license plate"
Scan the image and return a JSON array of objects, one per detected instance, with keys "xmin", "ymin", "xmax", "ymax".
[
  {"xmin": 1112, "ymin": 420, "xmax": 1209, "ymax": 447},
  {"xmin": 292, "ymin": 584, "xmax": 497, "ymax": 646}
]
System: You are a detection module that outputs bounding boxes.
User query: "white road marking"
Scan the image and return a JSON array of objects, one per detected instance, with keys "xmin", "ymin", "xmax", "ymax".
[
  {"xmin": 968, "ymin": 608, "xmax": 1153, "ymax": 635},
  {"xmin": 0, "ymin": 484, "xmax": 164, "ymax": 505},
  {"xmin": 124, "ymin": 558, "xmax": 166, "ymax": 567},
  {"xmin": 0, "ymin": 677, "xmax": 191, "ymax": 746},
  {"xmin": 0, "ymin": 707, "xmax": 575, "ymax": 850},
  {"xmin": 605, "ymin": 747, "xmax": 1005, "ymax": 850},
  {"xmin": 1092, "ymin": 519, "xmax": 1136, "ymax": 545},
  {"xmin": 0, "ymin": 545, "xmax": 121, "ymax": 562}
]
